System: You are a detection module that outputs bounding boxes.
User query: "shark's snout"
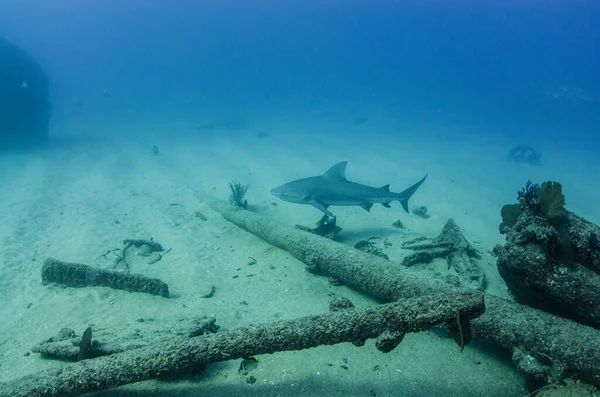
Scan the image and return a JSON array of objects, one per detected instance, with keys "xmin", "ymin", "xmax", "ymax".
[{"xmin": 271, "ymin": 184, "xmax": 298, "ymax": 202}]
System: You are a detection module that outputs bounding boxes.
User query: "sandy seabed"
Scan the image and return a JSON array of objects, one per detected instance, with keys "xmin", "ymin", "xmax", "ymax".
[{"xmin": 0, "ymin": 119, "xmax": 598, "ymax": 397}]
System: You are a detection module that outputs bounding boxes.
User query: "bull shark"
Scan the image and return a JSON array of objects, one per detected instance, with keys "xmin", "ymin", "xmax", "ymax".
[{"xmin": 270, "ymin": 161, "xmax": 427, "ymax": 217}]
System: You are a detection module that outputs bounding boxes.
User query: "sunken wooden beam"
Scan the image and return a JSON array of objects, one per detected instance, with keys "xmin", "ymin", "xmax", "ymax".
[
  {"xmin": 0, "ymin": 292, "xmax": 484, "ymax": 397},
  {"xmin": 473, "ymin": 296, "xmax": 600, "ymax": 385},
  {"xmin": 42, "ymin": 258, "xmax": 169, "ymax": 297},
  {"xmin": 203, "ymin": 197, "xmax": 600, "ymax": 386},
  {"xmin": 203, "ymin": 198, "xmax": 458, "ymax": 300}
]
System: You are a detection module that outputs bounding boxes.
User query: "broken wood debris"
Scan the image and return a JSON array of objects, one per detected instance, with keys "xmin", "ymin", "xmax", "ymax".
[
  {"xmin": 42, "ymin": 258, "xmax": 169, "ymax": 297},
  {"xmin": 203, "ymin": 197, "xmax": 600, "ymax": 387},
  {"xmin": 401, "ymin": 218, "xmax": 485, "ymax": 290},
  {"xmin": 0, "ymin": 292, "xmax": 484, "ymax": 397}
]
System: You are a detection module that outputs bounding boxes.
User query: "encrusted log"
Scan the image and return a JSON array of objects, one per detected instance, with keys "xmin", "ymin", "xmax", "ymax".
[
  {"xmin": 473, "ymin": 296, "xmax": 600, "ymax": 385},
  {"xmin": 42, "ymin": 258, "xmax": 169, "ymax": 297},
  {"xmin": 203, "ymin": 198, "xmax": 458, "ymax": 301},
  {"xmin": 204, "ymin": 197, "xmax": 600, "ymax": 387},
  {"xmin": 31, "ymin": 317, "xmax": 220, "ymax": 361},
  {"xmin": 0, "ymin": 292, "xmax": 484, "ymax": 397}
]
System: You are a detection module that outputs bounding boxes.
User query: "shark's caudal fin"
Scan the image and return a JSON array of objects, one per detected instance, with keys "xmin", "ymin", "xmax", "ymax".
[{"xmin": 397, "ymin": 174, "xmax": 428, "ymax": 213}]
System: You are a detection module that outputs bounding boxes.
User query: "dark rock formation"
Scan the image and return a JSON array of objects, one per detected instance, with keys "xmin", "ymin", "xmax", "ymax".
[
  {"xmin": 0, "ymin": 36, "xmax": 50, "ymax": 144},
  {"xmin": 495, "ymin": 181, "xmax": 600, "ymax": 328}
]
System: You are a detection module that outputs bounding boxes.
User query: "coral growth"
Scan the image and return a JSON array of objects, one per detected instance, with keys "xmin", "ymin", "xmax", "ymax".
[
  {"xmin": 516, "ymin": 180, "xmax": 566, "ymax": 224},
  {"xmin": 537, "ymin": 181, "xmax": 566, "ymax": 223},
  {"xmin": 229, "ymin": 181, "xmax": 249, "ymax": 209},
  {"xmin": 517, "ymin": 180, "xmax": 541, "ymax": 210}
]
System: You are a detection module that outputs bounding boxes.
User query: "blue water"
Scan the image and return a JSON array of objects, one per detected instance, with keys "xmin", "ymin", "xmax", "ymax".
[
  {"xmin": 1, "ymin": 1, "xmax": 600, "ymax": 396},
  {"xmin": 1, "ymin": 1, "xmax": 599, "ymax": 149}
]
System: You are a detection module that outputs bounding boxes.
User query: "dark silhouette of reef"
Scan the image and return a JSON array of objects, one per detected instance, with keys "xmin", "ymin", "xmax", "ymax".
[
  {"xmin": 507, "ymin": 145, "xmax": 542, "ymax": 166},
  {"xmin": 0, "ymin": 36, "xmax": 50, "ymax": 145}
]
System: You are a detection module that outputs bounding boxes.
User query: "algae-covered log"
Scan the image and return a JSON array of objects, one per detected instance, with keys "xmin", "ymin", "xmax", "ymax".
[
  {"xmin": 473, "ymin": 295, "xmax": 600, "ymax": 385},
  {"xmin": 42, "ymin": 258, "xmax": 169, "ymax": 297},
  {"xmin": 203, "ymin": 197, "xmax": 600, "ymax": 387},
  {"xmin": 31, "ymin": 318, "xmax": 220, "ymax": 361},
  {"xmin": 0, "ymin": 292, "xmax": 484, "ymax": 397},
  {"xmin": 203, "ymin": 197, "xmax": 458, "ymax": 301}
]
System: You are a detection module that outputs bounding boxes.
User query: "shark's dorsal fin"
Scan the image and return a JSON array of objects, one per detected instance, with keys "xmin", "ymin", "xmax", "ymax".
[
  {"xmin": 322, "ymin": 161, "xmax": 348, "ymax": 180},
  {"xmin": 380, "ymin": 184, "xmax": 390, "ymax": 191}
]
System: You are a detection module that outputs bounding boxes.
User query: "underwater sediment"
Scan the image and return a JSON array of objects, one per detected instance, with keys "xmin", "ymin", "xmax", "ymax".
[{"xmin": 204, "ymin": 195, "xmax": 600, "ymax": 388}]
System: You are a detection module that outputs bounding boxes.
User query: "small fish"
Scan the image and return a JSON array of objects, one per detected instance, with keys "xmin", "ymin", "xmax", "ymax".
[{"xmin": 271, "ymin": 161, "xmax": 427, "ymax": 217}]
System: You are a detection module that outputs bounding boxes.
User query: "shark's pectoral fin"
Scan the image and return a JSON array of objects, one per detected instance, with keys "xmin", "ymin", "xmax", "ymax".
[
  {"xmin": 381, "ymin": 202, "xmax": 392, "ymax": 208},
  {"xmin": 309, "ymin": 199, "xmax": 335, "ymax": 217},
  {"xmin": 359, "ymin": 202, "xmax": 374, "ymax": 212}
]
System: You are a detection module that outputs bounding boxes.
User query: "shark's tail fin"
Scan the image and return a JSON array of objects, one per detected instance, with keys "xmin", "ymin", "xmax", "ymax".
[{"xmin": 397, "ymin": 174, "xmax": 428, "ymax": 213}]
